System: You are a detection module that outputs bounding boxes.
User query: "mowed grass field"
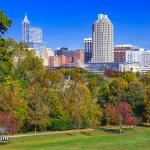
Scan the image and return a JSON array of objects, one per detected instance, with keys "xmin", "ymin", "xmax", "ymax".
[{"xmin": 1, "ymin": 127, "xmax": 150, "ymax": 150}]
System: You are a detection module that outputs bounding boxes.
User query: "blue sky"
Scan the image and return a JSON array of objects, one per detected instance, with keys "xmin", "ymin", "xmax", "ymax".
[{"xmin": 1, "ymin": 0, "xmax": 150, "ymax": 50}]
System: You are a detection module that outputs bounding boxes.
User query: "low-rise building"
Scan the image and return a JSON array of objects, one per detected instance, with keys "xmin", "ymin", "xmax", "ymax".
[
  {"xmin": 84, "ymin": 62, "xmax": 120, "ymax": 73},
  {"xmin": 119, "ymin": 63, "xmax": 150, "ymax": 74},
  {"xmin": 41, "ymin": 48, "xmax": 53, "ymax": 67},
  {"xmin": 139, "ymin": 50, "xmax": 150, "ymax": 66},
  {"xmin": 49, "ymin": 50, "xmax": 84, "ymax": 68},
  {"xmin": 119, "ymin": 63, "xmax": 140, "ymax": 73},
  {"xmin": 114, "ymin": 45, "xmax": 139, "ymax": 62}
]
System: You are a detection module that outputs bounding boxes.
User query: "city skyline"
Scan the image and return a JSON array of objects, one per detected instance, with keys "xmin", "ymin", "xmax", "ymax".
[{"xmin": 1, "ymin": 0, "xmax": 150, "ymax": 50}]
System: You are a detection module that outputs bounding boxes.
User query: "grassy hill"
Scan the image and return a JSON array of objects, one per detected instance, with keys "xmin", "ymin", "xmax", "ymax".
[{"xmin": 1, "ymin": 127, "xmax": 150, "ymax": 150}]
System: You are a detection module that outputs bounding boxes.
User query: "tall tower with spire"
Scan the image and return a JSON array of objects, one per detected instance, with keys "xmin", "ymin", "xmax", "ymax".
[
  {"xmin": 22, "ymin": 14, "xmax": 30, "ymax": 43},
  {"xmin": 21, "ymin": 13, "xmax": 46, "ymax": 51}
]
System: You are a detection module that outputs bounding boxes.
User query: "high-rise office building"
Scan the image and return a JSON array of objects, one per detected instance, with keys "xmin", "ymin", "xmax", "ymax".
[
  {"xmin": 91, "ymin": 14, "xmax": 114, "ymax": 63},
  {"xmin": 29, "ymin": 27, "xmax": 42, "ymax": 42},
  {"xmin": 84, "ymin": 37, "xmax": 92, "ymax": 63},
  {"xmin": 22, "ymin": 14, "xmax": 30, "ymax": 43},
  {"xmin": 22, "ymin": 14, "xmax": 46, "ymax": 51}
]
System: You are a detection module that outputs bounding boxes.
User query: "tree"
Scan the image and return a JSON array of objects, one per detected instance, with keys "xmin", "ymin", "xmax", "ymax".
[
  {"xmin": 43, "ymin": 88, "xmax": 63, "ymax": 118},
  {"xmin": 0, "ymin": 11, "xmax": 12, "ymax": 36},
  {"xmin": 27, "ymin": 83, "xmax": 49, "ymax": 133},
  {"xmin": 0, "ymin": 112, "xmax": 19, "ymax": 135},
  {"xmin": 141, "ymin": 71, "xmax": 150, "ymax": 86},
  {"xmin": 140, "ymin": 72, "xmax": 150, "ymax": 123},
  {"xmin": 98, "ymin": 83, "xmax": 110, "ymax": 106},
  {"xmin": 59, "ymin": 68, "xmax": 88, "ymax": 83},
  {"xmin": 105, "ymin": 68, "xmax": 122, "ymax": 78},
  {"xmin": 0, "ymin": 61, "xmax": 12, "ymax": 82},
  {"xmin": 15, "ymin": 50, "xmax": 45, "ymax": 88},
  {"xmin": 0, "ymin": 37, "xmax": 14, "ymax": 68},
  {"xmin": 106, "ymin": 102, "xmax": 136, "ymax": 133},
  {"xmin": 108, "ymin": 78, "xmax": 128, "ymax": 104},
  {"xmin": 87, "ymin": 73, "xmax": 102, "ymax": 100},
  {"xmin": 144, "ymin": 86, "xmax": 150, "ymax": 124},
  {"xmin": 121, "ymin": 72, "xmax": 139, "ymax": 83},
  {"xmin": 16, "ymin": 50, "xmax": 44, "ymax": 78},
  {"xmin": 106, "ymin": 103, "xmax": 119, "ymax": 125},
  {"xmin": 48, "ymin": 70, "xmax": 64, "ymax": 90},
  {"xmin": 117, "ymin": 102, "xmax": 136, "ymax": 131},
  {"xmin": 0, "ymin": 77, "xmax": 28, "ymax": 128},
  {"xmin": 126, "ymin": 82, "xmax": 145, "ymax": 118},
  {"xmin": 61, "ymin": 81, "xmax": 102, "ymax": 128}
]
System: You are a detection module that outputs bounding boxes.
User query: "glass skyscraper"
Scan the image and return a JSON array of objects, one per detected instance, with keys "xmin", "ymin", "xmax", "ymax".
[
  {"xmin": 29, "ymin": 27, "xmax": 42, "ymax": 42},
  {"xmin": 91, "ymin": 14, "xmax": 114, "ymax": 63},
  {"xmin": 22, "ymin": 14, "xmax": 46, "ymax": 51},
  {"xmin": 22, "ymin": 14, "xmax": 30, "ymax": 43}
]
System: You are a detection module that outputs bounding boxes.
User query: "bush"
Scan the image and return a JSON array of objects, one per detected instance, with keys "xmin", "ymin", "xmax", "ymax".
[
  {"xmin": 48, "ymin": 117, "xmax": 76, "ymax": 131},
  {"xmin": 48, "ymin": 117, "xmax": 88, "ymax": 131}
]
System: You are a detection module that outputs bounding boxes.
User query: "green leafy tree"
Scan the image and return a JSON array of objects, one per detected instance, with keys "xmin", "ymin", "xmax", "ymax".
[
  {"xmin": 0, "ymin": 76, "xmax": 28, "ymax": 128},
  {"xmin": 15, "ymin": 50, "xmax": 45, "ymax": 88},
  {"xmin": 43, "ymin": 88, "xmax": 63, "ymax": 118},
  {"xmin": 87, "ymin": 73, "xmax": 102, "ymax": 100},
  {"xmin": 126, "ymin": 82, "xmax": 145, "ymax": 118},
  {"xmin": 98, "ymin": 83, "xmax": 110, "ymax": 106},
  {"xmin": 121, "ymin": 72, "xmax": 139, "ymax": 83},
  {"xmin": 141, "ymin": 71, "xmax": 150, "ymax": 86},
  {"xmin": 0, "ymin": 11, "xmax": 12, "ymax": 36},
  {"xmin": 0, "ymin": 37, "xmax": 14, "ymax": 69},
  {"xmin": 144, "ymin": 86, "xmax": 150, "ymax": 123},
  {"xmin": 108, "ymin": 78, "xmax": 128, "ymax": 104},
  {"xmin": 61, "ymin": 81, "xmax": 102, "ymax": 128}
]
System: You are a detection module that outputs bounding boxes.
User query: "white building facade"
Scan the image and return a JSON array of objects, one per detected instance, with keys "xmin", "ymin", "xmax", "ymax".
[
  {"xmin": 29, "ymin": 27, "xmax": 42, "ymax": 42},
  {"xmin": 139, "ymin": 50, "xmax": 150, "ymax": 66},
  {"xmin": 41, "ymin": 48, "xmax": 54, "ymax": 67},
  {"xmin": 125, "ymin": 49, "xmax": 150, "ymax": 66},
  {"xmin": 91, "ymin": 14, "xmax": 114, "ymax": 63}
]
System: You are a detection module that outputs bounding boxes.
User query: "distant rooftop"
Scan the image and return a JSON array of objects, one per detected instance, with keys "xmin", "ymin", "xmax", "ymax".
[
  {"xmin": 115, "ymin": 44, "xmax": 137, "ymax": 48},
  {"xmin": 84, "ymin": 37, "xmax": 92, "ymax": 41}
]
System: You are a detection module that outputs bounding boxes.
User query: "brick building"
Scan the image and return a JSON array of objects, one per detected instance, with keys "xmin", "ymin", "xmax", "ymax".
[
  {"xmin": 114, "ymin": 45, "xmax": 139, "ymax": 62},
  {"xmin": 49, "ymin": 50, "xmax": 84, "ymax": 68}
]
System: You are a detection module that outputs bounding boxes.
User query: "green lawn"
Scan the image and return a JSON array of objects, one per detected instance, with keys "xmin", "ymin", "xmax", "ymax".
[{"xmin": 1, "ymin": 127, "xmax": 150, "ymax": 150}]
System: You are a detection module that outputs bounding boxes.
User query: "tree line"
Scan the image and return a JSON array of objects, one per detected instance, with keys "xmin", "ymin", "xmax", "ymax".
[{"xmin": 0, "ymin": 11, "xmax": 150, "ymax": 134}]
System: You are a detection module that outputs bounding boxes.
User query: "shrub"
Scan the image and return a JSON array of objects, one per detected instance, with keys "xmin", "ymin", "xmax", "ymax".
[{"xmin": 48, "ymin": 116, "xmax": 88, "ymax": 131}]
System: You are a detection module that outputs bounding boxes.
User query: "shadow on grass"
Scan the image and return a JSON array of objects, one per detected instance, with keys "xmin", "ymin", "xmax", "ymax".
[
  {"xmin": 98, "ymin": 127, "xmax": 123, "ymax": 133},
  {"xmin": 138, "ymin": 123, "xmax": 150, "ymax": 127},
  {"xmin": 0, "ymin": 141, "xmax": 11, "ymax": 145},
  {"xmin": 98, "ymin": 126, "xmax": 135, "ymax": 134},
  {"xmin": 65, "ymin": 131, "xmax": 93, "ymax": 137},
  {"xmin": 65, "ymin": 133, "xmax": 75, "ymax": 136},
  {"xmin": 80, "ymin": 131, "xmax": 92, "ymax": 136}
]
